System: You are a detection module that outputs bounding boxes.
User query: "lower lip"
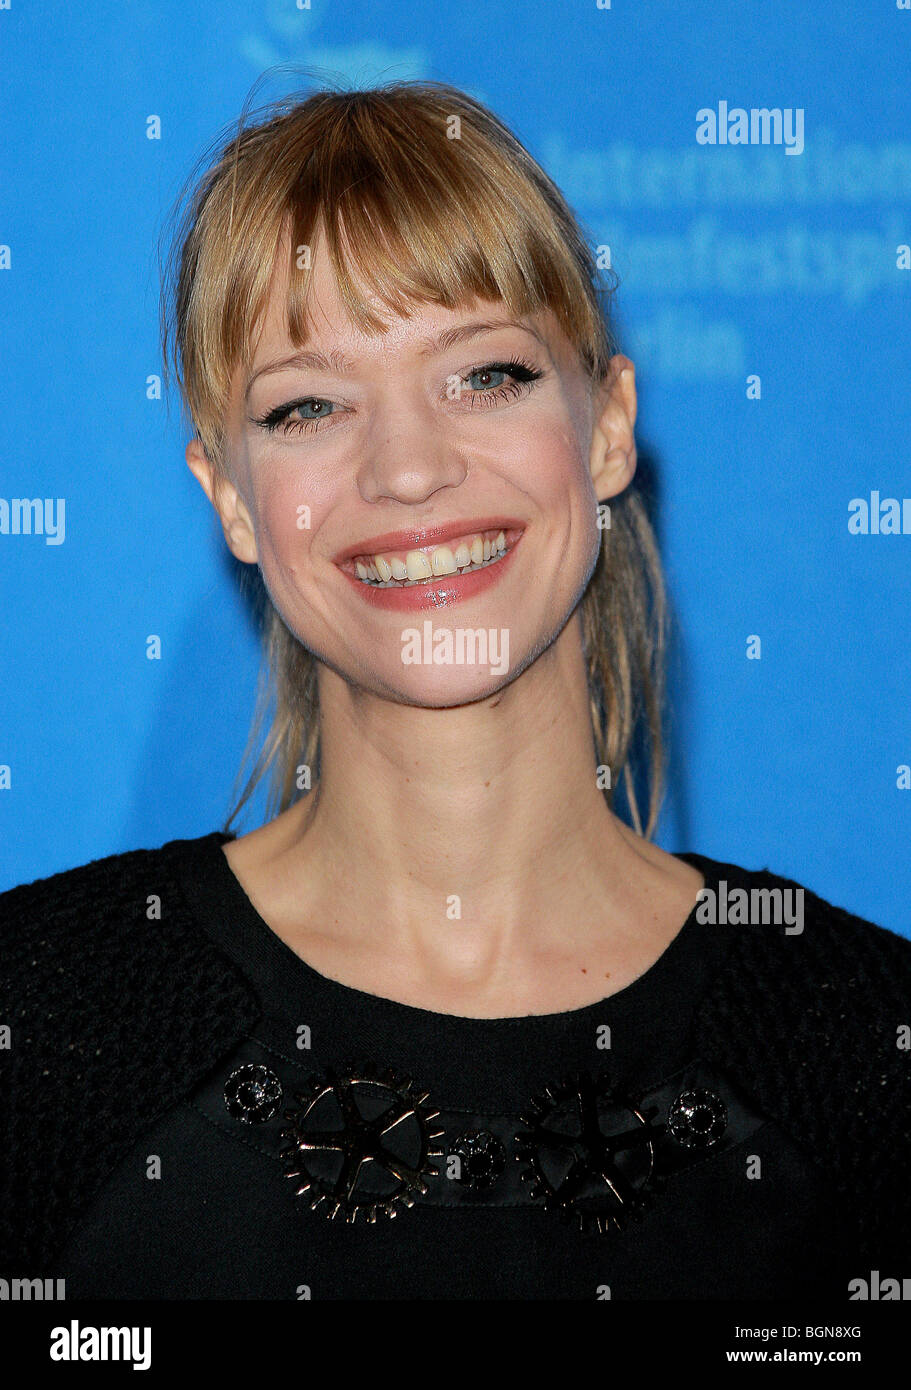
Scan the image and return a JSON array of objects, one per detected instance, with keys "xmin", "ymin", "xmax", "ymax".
[{"xmin": 338, "ymin": 535, "xmax": 522, "ymax": 611}]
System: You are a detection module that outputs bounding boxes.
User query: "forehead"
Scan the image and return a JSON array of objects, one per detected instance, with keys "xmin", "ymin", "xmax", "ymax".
[{"xmin": 246, "ymin": 228, "xmax": 567, "ymax": 372}]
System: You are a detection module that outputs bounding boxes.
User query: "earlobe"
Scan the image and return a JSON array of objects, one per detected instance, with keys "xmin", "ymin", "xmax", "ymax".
[{"xmin": 591, "ymin": 444, "xmax": 636, "ymax": 502}]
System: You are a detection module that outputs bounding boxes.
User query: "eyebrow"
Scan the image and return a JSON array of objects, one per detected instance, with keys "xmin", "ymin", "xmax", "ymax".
[{"xmin": 244, "ymin": 318, "xmax": 545, "ymax": 400}]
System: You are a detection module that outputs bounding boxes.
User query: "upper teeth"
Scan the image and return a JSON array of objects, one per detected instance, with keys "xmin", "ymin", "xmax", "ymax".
[{"xmin": 354, "ymin": 529, "xmax": 508, "ymax": 584}]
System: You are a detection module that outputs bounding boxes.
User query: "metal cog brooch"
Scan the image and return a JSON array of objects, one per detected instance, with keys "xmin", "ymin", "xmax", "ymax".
[
  {"xmin": 514, "ymin": 1069, "xmax": 665, "ymax": 1234},
  {"xmin": 280, "ymin": 1061, "xmax": 446, "ymax": 1224}
]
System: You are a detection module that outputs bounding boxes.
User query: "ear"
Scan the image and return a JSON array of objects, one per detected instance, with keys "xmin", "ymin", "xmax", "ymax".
[
  {"xmin": 185, "ymin": 438, "xmax": 259, "ymax": 565},
  {"xmin": 589, "ymin": 355, "xmax": 638, "ymax": 503}
]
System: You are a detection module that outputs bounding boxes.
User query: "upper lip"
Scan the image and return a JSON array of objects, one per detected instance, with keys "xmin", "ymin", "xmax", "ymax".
[{"xmin": 333, "ymin": 517, "xmax": 525, "ymax": 564}]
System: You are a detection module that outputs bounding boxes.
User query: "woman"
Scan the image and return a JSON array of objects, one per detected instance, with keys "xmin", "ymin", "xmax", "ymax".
[{"xmin": 1, "ymin": 79, "xmax": 908, "ymax": 1301}]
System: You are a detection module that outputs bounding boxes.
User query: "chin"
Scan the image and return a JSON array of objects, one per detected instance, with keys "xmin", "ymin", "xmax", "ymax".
[{"xmin": 379, "ymin": 664, "xmax": 516, "ymax": 709}]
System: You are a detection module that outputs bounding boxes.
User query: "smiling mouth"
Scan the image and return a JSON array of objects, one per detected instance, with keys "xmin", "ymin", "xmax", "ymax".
[{"xmin": 341, "ymin": 526, "xmax": 523, "ymax": 588}]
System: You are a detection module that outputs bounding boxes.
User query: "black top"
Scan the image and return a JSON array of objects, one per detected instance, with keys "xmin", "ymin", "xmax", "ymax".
[{"xmin": 51, "ymin": 833, "xmax": 853, "ymax": 1300}]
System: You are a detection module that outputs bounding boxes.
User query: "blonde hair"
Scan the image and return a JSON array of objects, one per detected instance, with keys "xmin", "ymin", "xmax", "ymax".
[{"xmin": 160, "ymin": 77, "xmax": 668, "ymax": 837}]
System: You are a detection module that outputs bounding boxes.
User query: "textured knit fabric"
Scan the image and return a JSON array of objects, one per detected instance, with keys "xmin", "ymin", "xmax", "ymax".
[
  {"xmin": 1, "ymin": 831, "xmax": 910, "ymax": 1294},
  {"xmin": 0, "ymin": 838, "xmax": 260, "ymax": 1270},
  {"xmin": 44, "ymin": 836, "xmax": 855, "ymax": 1298}
]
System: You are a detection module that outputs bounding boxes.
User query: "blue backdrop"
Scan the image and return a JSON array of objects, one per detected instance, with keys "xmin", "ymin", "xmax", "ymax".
[{"xmin": 1, "ymin": 0, "xmax": 908, "ymax": 937}]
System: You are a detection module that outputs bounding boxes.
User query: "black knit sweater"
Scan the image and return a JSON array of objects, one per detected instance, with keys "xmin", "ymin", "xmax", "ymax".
[{"xmin": 1, "ymin": 832, "xmax": 910, "ymax": 1288}]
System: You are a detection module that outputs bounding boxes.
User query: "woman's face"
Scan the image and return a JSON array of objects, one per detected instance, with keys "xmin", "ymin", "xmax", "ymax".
[{"xmin": 201, "ymin": 238, "xmax": 630, "ymax": 707}]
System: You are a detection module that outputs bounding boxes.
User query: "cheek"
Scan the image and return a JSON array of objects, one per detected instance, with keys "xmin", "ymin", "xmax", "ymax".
[
  {"xmin": 507, "ymin": 412, "xmax": 587, "ymax": 484},
  {"xmin": 252, "ymin": 467, "xmax": 331, "ymax": 574},
  {"xmin": 511, "ymin": 418, "xmax": 596, "ymax": 527},
  {"xmin": 536, "ymin": 423, "xmax": 602, "ymax": 581}
]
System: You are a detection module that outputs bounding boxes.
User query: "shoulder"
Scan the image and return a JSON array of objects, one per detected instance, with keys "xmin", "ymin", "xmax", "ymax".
[
  {"xmin": 1, "ymin": 832, "xmax": 256, "ymax": 997},
  {"xmin": 691, "ymin": 852, "xmax": 911, "ymax": 1256},
  {"xmin": 0, "ymin": 834, "xmax": 261, "ymax": 1273},
  {"xmin": 0, "ymin": 832, "xmax": 262, "ymax": 1266},
  {"xmin": 0, "ymin": 829, "xmax": 262, "ymax": 1023},
  {"xmin": 689, "ymin": 852, "xmax": 911, "ymax": 1005},
  {"xmin": 1, "ymin": 833, "xmax": 208, "ymax": 924}
]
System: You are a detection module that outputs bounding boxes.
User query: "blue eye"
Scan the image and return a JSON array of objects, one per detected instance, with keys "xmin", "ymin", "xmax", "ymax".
[
  {"xmin": 462, "ymin": 360, "xmax": 543, "ymax": 402},
  {"xmin": 467, "ymin": 366, "xmax": 508, "ymax": 390},
  {"xmin": 254, "ymin": 398, "xmax": 338, "ymax": 434},
  {"xmin": 251, "ymin": 357, "xmax": 544, "ymax": 437}
]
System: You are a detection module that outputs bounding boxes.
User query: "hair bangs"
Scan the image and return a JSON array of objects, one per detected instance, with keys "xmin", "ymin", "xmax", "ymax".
[
  {"xmin": 270, "ymin": 93, "xmax": 610, "ymax": 378},
  {"xmin": 166, "ymin": 82, "xmax": 614, "ymax": 471}
]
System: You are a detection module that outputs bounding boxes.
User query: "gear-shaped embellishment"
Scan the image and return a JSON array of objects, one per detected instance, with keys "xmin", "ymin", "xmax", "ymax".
[
  {"xmin": 450, "ymin": 1130, "xmax": 507, "ymax": 1189},
  {"xmin": 667, "ymin": 1088, "xmax": 727, "ymax": 1149},
  {"xmin": 223, "ymin": 1063, "xmax": 283, "ymax": 1124},
  {"xmin": 515, "ymin": 1070, "xmax": 664, "ymax": 1234},
  {"xmin": 280, "ymin": 1061, "xmax": 445, "ymax": 1223}
]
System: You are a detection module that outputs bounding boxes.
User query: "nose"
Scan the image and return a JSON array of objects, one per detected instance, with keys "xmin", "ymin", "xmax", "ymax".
[{"xmin": 357, "ymin": 397, "xmax": 469, "ymax": 506}]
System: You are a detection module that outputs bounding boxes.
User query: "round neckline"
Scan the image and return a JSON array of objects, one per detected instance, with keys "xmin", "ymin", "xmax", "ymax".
[{"xmin": 199, "ymin": 830, "xmax": 720, "ymax": 1028}]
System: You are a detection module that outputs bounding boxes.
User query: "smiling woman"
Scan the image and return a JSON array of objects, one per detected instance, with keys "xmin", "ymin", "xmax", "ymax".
[
  {"xmin": 164, "ymin": 79, "xmax": 663, "ymax": 832},
  {"xmin": 1, "ymin": 77, "xmax": 909, "ymax": 1305}
]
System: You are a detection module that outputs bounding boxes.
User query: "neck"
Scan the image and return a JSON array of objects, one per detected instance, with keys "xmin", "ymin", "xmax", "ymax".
[
  {"xmin": 243, "ymin": 616, "xmax": 691, "ymax": 986},
  {"xmin": 313, "ymin": 618, "xmax": 624, "ymax": 908}
]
